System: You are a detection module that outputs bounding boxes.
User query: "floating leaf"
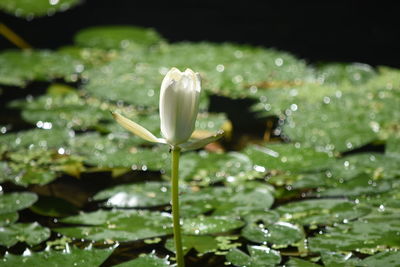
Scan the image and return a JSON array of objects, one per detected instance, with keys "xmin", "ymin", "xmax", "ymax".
[
  {"xmin": 362, "ymin": 251, "xmax": 400, "ymax": 266},
  {"xmin": 182, "ymin": 216, "xmax": 244, "ymax": 235},
  {"xmin": 1, "ymin": 246, "xmax": 114, "ymax": 267},
  {"xmin": 276, "ymin": 199, "xmax": 371, "ymax": 226},
  {"xmin": 0, "ymin": 192, "xmax": 38, "ymax": 214},
  {"xmin": 0, "ymin": 50, "xmax": 83, "ymax": 87},
  {"xmin": 181, "ymin": 183, "xmax": 274, "ymax": 217},
  {"xmin": 241, "ymin": 221, "xmax": 304, "ymax": 247},
  {"xmin": 93, "ymin": 182, "xmax": 170, "ymax": 208},
  {"xmin": 165, "ymin": 235, "xmax": 218, "ymax": 256},
  {"xmin": 0, "ymin": 0, "xmax": 81, "ymax": 18},
  {"xmin": 56, "ymin": 209, "xmax": 172, "ymax": 242},
  {"xmin": 74, "ymin": 26, "xmax": 163, "ymax": 50},
  {"xmin": 315, "ymin": 63, "xmax": 376, "ymax": 85},
  {"xmin": 179, "ymin": 151, "xmax": 261, "ymax": 185},
  {"xmin": 243, "ymin": 143, "xmax": 333, "ymax": 173},
  {"xmin": 115, "ymin": 253, "xmax": 171, "ymax": 267},
  {"xmin": 0, "ymin": 222, "xmax": 50, "ymax": 247},
  {"xmin": 226, "ymin": 245, "xmax": 281, "ymax": 267},
  {"xmin": 309, "ymin": 216, "xmax": 400, "ymax": 253},
  {"xmin": 286, "ymin": 257, "xmax": 322, "ymax": 267},
  {"xmin": 0, "ymin": 212, "xmax": 18, "ymax": 226}
]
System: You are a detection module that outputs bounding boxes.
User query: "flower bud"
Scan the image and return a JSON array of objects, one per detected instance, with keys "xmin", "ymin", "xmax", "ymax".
[{"xmin": 159, "ymin": 68, "xmax": 201, "ymax": 145}]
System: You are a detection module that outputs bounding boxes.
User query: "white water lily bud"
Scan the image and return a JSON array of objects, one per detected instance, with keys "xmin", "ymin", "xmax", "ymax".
[{"xmin": 159, "ymin": 68, "xmax": 201, "ymax": 146}]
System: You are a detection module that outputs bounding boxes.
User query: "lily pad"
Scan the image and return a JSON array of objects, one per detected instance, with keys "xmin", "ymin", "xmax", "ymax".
[
  {"xmin": 362, "ymin": 251, "xmax": 400, "ymax": 266},
  {"xmin": 308, "ymin": 216, "xmax": 400, "ymax": 253},
  {"xmin": 164, "ymin": 235, "xmax": 219, "ymax": 256},
  {"xmin": 0, "ymin": 192, "xmax": 38, "ymax": 214},
  {"xmin": 0, "ymin": 212, "xmax": 18, "ymax": 226},
  {"xmin": 315, "ymin": 62, "xmax": 376, "ymax": 85},
  {"xmin": 276, "ymin": 199, "xmax": 371, "ymax": 226},
  {"xmin": 115, "ymin": 253, "xmax": 171, "ymax": 267},
  {"xmin": 286, "ymin": 257, "xmax": 322, "ymax": 267},
  {"xmin": 0, "ymin": 245, "xmax": 114, "ymax": 267},
  {"xmin": 179, "ymin": 151, "xmax": 261, "ymax": 185},
  {"xmin": 0, "ymin": 222, "xmax": 50, "ymax": 247},
  {"xmin": 181, "ymin": 183, "xmax": 274, "ymax": 217},
  {"xmin": 182, "ymin": 216, "xmax": 244, "ymax": 235},
  {"xmin": 241, "ymin": 221, "xmax": 304, "ymax": 247},
  {"xmin": 226, "ymin": 245, "xmax": 281, "ymax": 267},
  {"xmin": 74, "ymin": 25, "xmax": 163, "ymax": 50},
  {"xmin": 243, "ymin": 143, "xmax": 333, "ymax": 173},
  {"xmin": 0, "ymin": 0, "xmax": 81, "ymax": 18},
  {"xmin": 55, "ymin": 209, "xmax": 172, "ymax": 242},
  {"xmin": 93, "ymin": 182, "xmax": 171, "ymax": 208},
  {"xmin": 0, "ymin": 50, "xmax": 83, "ymax": 87}
]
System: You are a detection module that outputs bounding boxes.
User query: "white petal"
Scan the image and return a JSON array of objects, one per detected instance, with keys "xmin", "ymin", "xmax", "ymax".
[{"xmin": 112, "ymin": 112, "xmax": 165, "ymax": 144}]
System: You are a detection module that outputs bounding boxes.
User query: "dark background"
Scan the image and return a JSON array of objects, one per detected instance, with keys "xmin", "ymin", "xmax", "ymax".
[{"xmin": 1, "ymin": 2, "xmax": 400, "ymax": 67}]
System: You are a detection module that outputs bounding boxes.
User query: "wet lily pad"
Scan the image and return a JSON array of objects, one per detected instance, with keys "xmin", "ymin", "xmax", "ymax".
[
  {"xmin": 0, "ymin": 222, "xmax": 50, "ymax": 247},
  {"xmin": 308, "ymin": 216, "xmax": 400, "ymax": 253},
  {"xmin": 241, "ymin": 221, "xmax": 304, "ymax": 247},
  {"xmin": 0, "ymin": 192, "xmax": 38, "ymax": 214},
  {"xmin": 182, "ymin": 216, "xmax": 244, "ymax": 235},
  {"xmin": 0, "ymin": 245, "xmax": 114, "ymax": 267},
  {"xmin": 93, "ymin": 182, "xmax": 170, "ymax": 208},
  {"xmin": 179, "ymin": 151, "xmax": 261, "ymax": 185},
  {"xmin": 286, "ymin": 257, "xmax": 322, "ymax": 267},
  {"xmin": 164, "ymin": 235, "xmax": 219, "ymax": 256},
  {"xmin": 320, "ymin": 252, "xmax": 362, "ymax": 267},
  {"xmin": 315, "ymin": 62, "xmax": 376, "ymax": 85},
  {"xmin": 362, "ymin": 251, "xmax": 400, "ymax": 266},
  {"xmin": 0, "ymin": 0, "xmax": 81, "ymax": 18},
  {"xmin": 74, "ymin": 25, "xmax": 163, "ymax": 50},
  {"xmin": 243, "ymin": 143, "xmax": 333, "ymax": 173},
  {"xmin": 276, "ymin": 199, "xmax": 371, "ymax": 226},
  {"xmin": 226, "ymin": 245, "xmax": 281, "ymax": 267},
  {"xmin": 181, "ymin": 183, "xmax": 274, "ymax": 217},
  {"xmin": 0, "ymin": 50, "xmax": 83, "ymax": 87},
  {"xmin": 55, "ymin": 209, "xmax": 172, "ymax": 242},
  {"xmin": 115, "ymin": 253, "xmax": 171, "ymax": 267},
  {"xmin": 0, "ymin": 212, "xmax": 18, "ymax": 226},
  {"xmin": 68, "ymin": 132, "xmax": 169, "ymax": 170}
]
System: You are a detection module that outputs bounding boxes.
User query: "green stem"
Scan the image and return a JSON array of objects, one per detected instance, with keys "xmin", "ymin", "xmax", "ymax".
[{"xmin": 171, "ymin": 147, "xmax": 184, "ymax": 267}]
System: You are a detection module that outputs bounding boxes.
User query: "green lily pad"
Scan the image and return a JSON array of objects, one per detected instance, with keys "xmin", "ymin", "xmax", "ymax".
[
  {"xmin": 0, "ymin": 128, "xmax": 70, "ymax": 151},
  {"xmin": 164, "ymin": 235, "xmax": 218, "ymax": 256},
  {"xmin": 243, "ymin": 143, "xmax": 333, "ymax": 173},
  {"xmin": 182, "ymin": 216, "xmax": 244, "ymax": 235},
  {"xmin": 308, "ymin": 216, "xmax": 400, "ymax": 253},
  {"xmin": 74, "ymin": 26, "xmax": 163, "ymax": 50},
  {"xmin": 179, "ymin": 151, "xmax": 261, "ymax": 185},
  {"xmin": 226, "ymin": 245, "xmax": 281, "ymax": 267},
  {"xmin": 30, "ymin": 196, "xmax": 79, "ymax": 217},
  {"xmin": 0, "ymin": 50, "xmax": 83, "ymax": 87},
  {"xmin": 165, "ymin": 235, "xmax": 240, "ymax": 256},
  {"xmin": 55, "ymin": 209, "xmax": 172, "ymax": 242},
  {"xmin": 93, "ymin": 182, "xmax": 170, "ymax": 208},
  {"xmin": 0, "ymin": 0, "xmax": 81, "ymax": 18},
  {"xmin": 241, "ymin": 221, "xmax": 304, "ymax": 247},
  {"xmin": 115, "ymin": 253, "xmax": 171, "ymax": 267},
  {"xmin": 0, "ymin": 246, "xmax": 114, "ymax": 267},
  {"xmin": 286, "ymin": 257, "xmax": 322, "ymax": 267},
  {"xmin": 68, "ymin": 132, "xmax": 170, "ymax": 170},
  {"xmin": 362, "ymin": 251, "xmax": 400, "ymax": 266},
  {"xmin": 0, "ymin": 222, "xmax": 50, "ymax": 247},
  {"xmin": 276, "ymin": 199, "xmax": 371, "ymax": 226},
  {"xmin": 315, "ymin": 62, "xmax": 376, "ymax": 85},
  {"xmin": 0, "ymin": 192, "xmax": 38, "ymax": 214},
  {"xmin": 181, "ymin": 183, "xmax": 274, "ymax": 217},
  {"xmin": 317, "ymin": 174, "xmax": 392, "ymax": 197},
  {"xmin": 320, "ymin": 252, "xmax": 362, "ymax": 267},
  {"xmin": 0, "ymin": 212, "xmax": 19, "ymax": 226}
]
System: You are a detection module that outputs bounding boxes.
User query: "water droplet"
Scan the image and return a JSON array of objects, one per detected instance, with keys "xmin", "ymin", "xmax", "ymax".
[
  {"xmin": 275, "ymin": 58, "xmax": 283, "ymax": 66},
  {"xmin": 323, "ymin": 96, "xmax": 331, "ymax": 104},
  {"xmin": 49, "ymin": 0, "xmax": 59, "ymax": 5},
  {"xmin": 216, "ymin": 64, "xmax": 225, "ymax": 72}
]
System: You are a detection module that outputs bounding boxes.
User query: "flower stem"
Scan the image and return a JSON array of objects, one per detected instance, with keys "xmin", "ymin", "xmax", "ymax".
[{"xmin": 171, "ymin": 147, "xmax": 184, "ymax": 267}]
